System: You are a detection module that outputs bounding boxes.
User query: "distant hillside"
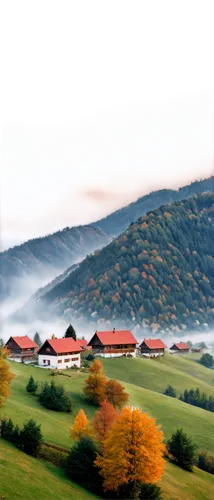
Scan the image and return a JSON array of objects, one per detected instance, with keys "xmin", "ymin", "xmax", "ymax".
[
  {"xmin": 0, "ymin": 226, "xmax": 110, "ymax": 302},
  {"xmin": 23, "ymin": 193, "xmax": 214, "ymax": 335},
  {"xmin": 93, "ymin": 176, "xmax": 214, "ymax": 236}
]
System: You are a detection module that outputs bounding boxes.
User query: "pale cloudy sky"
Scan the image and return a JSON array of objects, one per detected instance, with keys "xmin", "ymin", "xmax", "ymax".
[{"xmin": 1, "ymin": 89, "xmax": 213, "ymax": 249}]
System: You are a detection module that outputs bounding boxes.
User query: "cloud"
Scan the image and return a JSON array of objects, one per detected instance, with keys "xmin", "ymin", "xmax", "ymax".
[{"xmin": 81, "ymin": 189, "xmax": 123, "ymax": 202}]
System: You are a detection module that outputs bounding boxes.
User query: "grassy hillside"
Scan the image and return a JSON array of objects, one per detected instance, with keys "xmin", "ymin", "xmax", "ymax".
[
  {"xmin": 39, "ymin": 193, "xmax": 214, "ymax": 334},
  {"xmin": 2, "ymin": 359, "xmax": 214, "ymax": 455},
  {"xmin": 1, "ymin": 439, "xmax": 214, "ymax": 500},
  {"xmin": 0, "ymin": 440, "xmax": 97, "ymax": 500},
  {"xmin": 102, "ymin": 353, "xmax": 214, "ymax": 396}
]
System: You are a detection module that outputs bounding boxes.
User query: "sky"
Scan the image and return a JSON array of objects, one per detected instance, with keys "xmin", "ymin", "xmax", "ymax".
[{"xmin": 0, "ymin": 88, "xmax": 213, "ymax": 250}]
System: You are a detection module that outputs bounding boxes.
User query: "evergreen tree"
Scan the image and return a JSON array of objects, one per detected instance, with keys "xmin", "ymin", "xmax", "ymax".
[
  {"xmin": 163, "ymin": 385, "xmax": 177, "ymax": 398},
  {"xmin": 20, "ymin": 419, "xmax": 42, "ymax": 456},
  {"xmin": 0, "ymin": 338, "xmax": 4, "ymax": 348},
  {"xmin": 39, "ymin": 381, "xmax": 72, "ymax": 412},
  {"xmin": 33, "ymin": 332, "xmax": 42, "ymax": 347},
  {"xmin": 65, "ymin": 324, "xmax": 76, "ymax": 340},
  {"xmin": 200, "ymin": 353, "xmax": 214, "ymax": 369},
  {"xmin": 26, "ymin": 375, "xmax": 38, "ymax": 394},
  {"xmin": 167, "ymin": 429, "xmax": 197, "ymax": 471},
  {"xmin": 66, "ymin": 437, "xmax": 102, "ymax": 494}
]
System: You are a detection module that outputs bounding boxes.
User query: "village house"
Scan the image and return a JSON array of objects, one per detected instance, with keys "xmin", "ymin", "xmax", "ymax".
[
  {"xmin": 139, "ymin": 338, "xmax": 167, "ymax": 357},
  {"xmin": 4, "ymin": 336, "xmax": 38, "ymax": 360},
  {"xmin": 75, "ymin": 339, "xmax": 89, "ymax": 350},
  {"xmin": 88, "ymin": 328, "xmax": 138, "ymax": 358},
  {"xmin": 169, "ymin": 342, "xmax": 190, "ymax": 354},
  {"xmin": 38, "ymin": 337, "xmax": 82, "ymax": 368}
]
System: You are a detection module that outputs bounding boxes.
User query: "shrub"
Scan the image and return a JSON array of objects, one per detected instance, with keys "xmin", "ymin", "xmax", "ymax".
[
  {"xmin": 1, "ymin": 418, "xmax": 15, "ymax": 441},
  {"xmin": 200, "ymin": 353, "xmax": 214, "ymax": 369},
  {"xmin": 39, "ymin": 443, "xmax": 68, "ymax": 467},
  {"xmin": 163, "ymin": 385, "xmax": 177, "ymax": 398},
  {"xmin": 20, "ymin": 419, "xmax": 42, "ymax": 457},
  {"xmin": 197, "ymin": 451, "xmax": 214, "ymax": 475},
  {"xmin": 167, "ymin": 429, "xmax": 197, "ymax": 471},
  {"xmin": 66, "ymin": 437, "xmax": 102, "ymax": 494},
  {"xmin": 39, "ymin": 381, "xmax": 72, "ymax": 412},
  {"xmin": 139, "ymin": 483, "xmax": 163, "ymax": 499},
  {"xmin": 26, "ymin": 375, "xmax": 38, "ymax": 394},
  {"xmin": 85, "ymin": 353, "xmax": 94, "ymax": 362}
]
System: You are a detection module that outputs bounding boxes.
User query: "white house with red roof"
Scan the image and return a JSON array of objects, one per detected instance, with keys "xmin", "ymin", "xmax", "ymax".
[
  {"xmin": 4, "ymin": 336, "xmax": 38, "ymax": 360},
  {"xmin": 169, "ymin": 342, "xmax": 190, "ymax": 354},
  {"xmin": 37, "ymin": 337, "xmax": 82, "ymax": 368},
  {"xmin": 139, "ymin": 338, "xmax": 167, "ymax": 357},
  {"xmin": 88, "ymin": 328, "xmax": 138, "ymax": 358}
]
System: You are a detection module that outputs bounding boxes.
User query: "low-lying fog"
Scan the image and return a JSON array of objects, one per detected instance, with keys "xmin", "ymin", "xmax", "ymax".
[{"xmin": 1, "ymin": 315, "xmax": 213, "ymax": 352}]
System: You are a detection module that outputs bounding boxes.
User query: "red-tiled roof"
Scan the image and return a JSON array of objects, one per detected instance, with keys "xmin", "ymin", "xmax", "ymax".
[
  {"xmin": 46, "ymin": 338, "xmax": 82, "ymax": 354},
  {"xmin": 173, "ymin": 342, "xmax": 190, "ymax": 350},
  {"xmin": 11, "ymin": 336, "xmax": 38, "ymax": 349},
  {"xmin": 76, "ymin": 339, "xmax": 88, "ymax": 349},
  {"xmin": 89, "ymin": 330, "xmax": 138, "ymax": 346},
  {"xmin": 142, "ymin": 338, "xmax": 167, "ymax": 349}
]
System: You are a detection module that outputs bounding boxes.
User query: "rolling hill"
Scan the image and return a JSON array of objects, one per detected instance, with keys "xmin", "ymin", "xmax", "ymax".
[
  {"xmin": 22, "ymin": 192, "xmax": 214, "ymax": 335},
  {"xmin": 1, "ymin": 354, "xmax": 214, "ymax": 499}
]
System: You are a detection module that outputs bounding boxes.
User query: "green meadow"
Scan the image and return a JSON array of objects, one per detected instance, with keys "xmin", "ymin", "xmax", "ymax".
[{"xmin": 0, "ymin": 353, "xmax": 214, "ymax": 499}]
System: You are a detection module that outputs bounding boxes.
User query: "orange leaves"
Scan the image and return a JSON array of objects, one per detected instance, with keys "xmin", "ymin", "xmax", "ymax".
[
  {"xmin": 0, "ymin": 349, "xmax": 15, "ymax": 407},
  {"xmin": 70, "ymin": 409, "xmax": 92, "ymax": 440},
  {"xmin": 95, "ymin": 406, "xmax": 165, "ymax": 492},
  {"xmin": 92, "ymin": 400, "xmax": 117, "ymax": 442},
  {"xmin": 105, "ymin": 379, "xmax": 129, "ymax": 410},
  {"xmin": 83, "ymin": 360, "xmax": 107, "ymax": 405}
]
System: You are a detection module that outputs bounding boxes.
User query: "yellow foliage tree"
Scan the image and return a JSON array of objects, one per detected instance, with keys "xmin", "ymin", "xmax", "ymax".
[
  {"xmin": 95, "ymin": 406, "xmax": 165, "ymax": 494},
  {"xmin": 0, "ymin": 348, "xmax": 15, "ymax": 407},
  {"xmin": 70, "ymin": 409, "xmax": 92, "ymax": 440},
  {"xmin": 83, "ymin": 359, "xmax": 106, "ymax": 405}
]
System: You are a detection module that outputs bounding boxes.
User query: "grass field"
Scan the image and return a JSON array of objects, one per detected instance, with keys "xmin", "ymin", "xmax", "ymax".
[
  {"xmin": 101, "ymin": 353, "xmax": 214, "ymax": 395},
  {"xmin": 1, "ymin": 440, "xmax": 214, "ymax": 500},
  {"xmin": 1, "ymin": 354, "xmax": 214, "ymax": 499},
  {"xmin": 1, "ymin": 357, "xmax": 214, "ymax": 454},
  {"xmin": 0, "ymin": 440, "xmax": 97, "ymax": 500}
]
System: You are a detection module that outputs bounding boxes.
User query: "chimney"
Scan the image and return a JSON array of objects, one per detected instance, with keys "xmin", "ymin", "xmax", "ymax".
[{"xmin": 113, "ymin": 327, "xmax": 115, "ymax": 333}]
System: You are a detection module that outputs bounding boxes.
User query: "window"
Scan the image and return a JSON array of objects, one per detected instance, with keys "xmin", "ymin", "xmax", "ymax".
[
  {"xmin": 64, "ymin": 358, "xmax": 70, "ymax": 362},
  {"xmin": 58, "ymin": 359, "xmax": 62, "ymax": 364},
  {"xmin": 46, "ymin": 348, "xmax": 50, "ymax": 352},
  {"xmin": 71, "ymin": 357, "xmax": 79, "ymax": 361}
]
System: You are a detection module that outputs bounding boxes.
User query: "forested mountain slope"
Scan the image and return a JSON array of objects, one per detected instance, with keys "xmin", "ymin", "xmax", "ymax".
[{"xmin": 25, "ymin": 193, "xmax": 214, "ymax": 335}]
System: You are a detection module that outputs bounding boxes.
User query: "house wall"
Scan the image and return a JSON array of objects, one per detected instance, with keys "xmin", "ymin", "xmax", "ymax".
[
  {"xmin": 94, "ymin": 349, "xmax": 136, "ymax": 358},
  {"xmin": 38, "ymin": 353, "xmax": 81, "ymax": 369}
]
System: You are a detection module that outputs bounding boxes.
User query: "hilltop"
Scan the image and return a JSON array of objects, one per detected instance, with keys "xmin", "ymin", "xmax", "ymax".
[
  {"xmin": 24, "ymin": 193, "xmax": 214, "ymax": 335},
  {"xmin": 1, "ymin": 176, "xmax": 213, "ymax": 306},
  {"xmin": 93, "ymin": 176, "xmax": 214, "ymax": 236}
]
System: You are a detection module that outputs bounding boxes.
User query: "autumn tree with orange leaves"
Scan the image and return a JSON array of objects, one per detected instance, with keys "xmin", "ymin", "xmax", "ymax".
[
  {"xmin": 70, "ymin": 409, "xmax": 92, "ymax": 440},
  {"xmin": 92, "ymin": 400, "xmax": 117, "ymax": 443},
  {"xmin": 95, "ymin": 406, "xmax": 165, "ymax": 498},
  {"xmin": 0, "ymin": 347, "xmax": 15, "ymax": 407},
  {"xmin": 105, "ymin": 379, "xmax": 129, "ymax": 409},
  {"xmin": 83, "ymin": 359, "xmax": 106, "ymax": 405}
]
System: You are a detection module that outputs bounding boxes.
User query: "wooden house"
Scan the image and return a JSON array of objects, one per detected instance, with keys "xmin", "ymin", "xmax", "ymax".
[
  {"xmin": 88, "ymin": 328, "xmax": 138, "ymax": 358},
  {"xmin": 139, "ymin": 338, "xmax": 167, "ymax": 357},
  {"xmin": 38, "ymin": 337, "xmax": 82, "ymax": 368},
  {"xmin": 169, "ymin": 342, "xmax": 190, "ymax": 354},
  {"xmin": 4, "ymin": 336, "xmax": 38, "ymax": 360}
]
